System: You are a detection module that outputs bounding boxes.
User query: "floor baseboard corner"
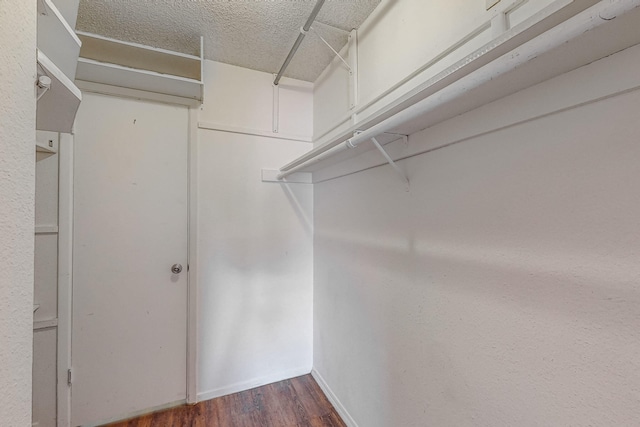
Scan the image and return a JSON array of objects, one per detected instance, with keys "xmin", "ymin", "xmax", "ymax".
[{"xmin": 311, "ymin": 368, "xmax": 359, "ymax": 427}]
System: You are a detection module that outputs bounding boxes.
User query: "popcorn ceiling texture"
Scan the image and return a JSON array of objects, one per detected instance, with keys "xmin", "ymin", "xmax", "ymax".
[
  {"xmin": 76, "ymin": 0, "xmax": 381, "ymax": 82},
  {"xmin": 0, "ymin": 1, "xmax": 36, "ymax": 425}
]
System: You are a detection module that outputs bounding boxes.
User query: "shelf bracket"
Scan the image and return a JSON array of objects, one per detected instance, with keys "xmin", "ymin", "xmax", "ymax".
[
  {"xmin": 261, "ymin": 169, "xmax": 312, "ymax": 184},
  {"xmin": 371, "ymin": 137, "xmax": 409, "ymax": 191},
  {"xmin": 384, "ymin": 132, "xmax": 409, "ymax": 146},
  {"xmin": 311, "ymin": 27, "xmax": 351, "ymax": 72}
]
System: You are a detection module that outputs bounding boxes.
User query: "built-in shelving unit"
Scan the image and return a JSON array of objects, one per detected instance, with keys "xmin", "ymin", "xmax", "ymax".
[
  {"xmin": 75, "ymin": 32, "xmax": 205, "ymax": 101},
  {"xmin": 266, "ymin": 0, "xmax": 640, "ymax": 184},
  {"xmin": 36, "ymin": 0, "xmax": 82, "ymax": 133}
]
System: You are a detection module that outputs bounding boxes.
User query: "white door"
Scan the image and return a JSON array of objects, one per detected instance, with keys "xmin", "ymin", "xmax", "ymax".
[{"xmin": 71, "ymin": 93, "xmax": 188, "ymax": 426}]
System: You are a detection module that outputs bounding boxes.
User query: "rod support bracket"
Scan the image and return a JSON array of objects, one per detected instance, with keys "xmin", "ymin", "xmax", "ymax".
[
  {"xmin": 371, "ymin": 137, "xmax": 410, "ymax": 191},
  {"xmin": 383, "ymin": 132, "xmax": 409, "ymax": 146}
]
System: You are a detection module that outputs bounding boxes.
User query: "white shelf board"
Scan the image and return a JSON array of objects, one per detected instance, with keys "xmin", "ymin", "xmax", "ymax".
[
  {"xmin": 37, "ymin": 50, "xmax": 82, "ymax": 133},
  {"xmin": 76, "ymin": 58, "xmax": 203, "ymax": 101},
  {"xmin": 37, "ymin": 0, "xmax": 81, "ymax": 81},
  {"xmin": 77, "ymin": 32, "xmax": 202, "ymax": 81}
]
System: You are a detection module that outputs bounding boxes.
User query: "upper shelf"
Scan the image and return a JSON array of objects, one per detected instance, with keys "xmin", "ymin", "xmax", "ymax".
[
  {"xmin": 37, "ymin": 0, "xmax": 81, "ymax": 82},
  {"xmin": 271, "ymin": 0, "xmax": 640, "ymax": 183},
  {"xmin": 75, "ymin": 32, "xmax": 204, "ymax": 101},
  {"xmin": 37, "ymin": 49, "xmax": 82, "ymax": 133},
  {"xmin": 36, "ymin": 0, "xmax": 82, "ymax": 132}
]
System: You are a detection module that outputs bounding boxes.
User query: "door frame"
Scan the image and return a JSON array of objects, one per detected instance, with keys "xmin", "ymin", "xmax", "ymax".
[{"xmin": 57, "ymin": 82, "xmax": 200, "ymax": 427}]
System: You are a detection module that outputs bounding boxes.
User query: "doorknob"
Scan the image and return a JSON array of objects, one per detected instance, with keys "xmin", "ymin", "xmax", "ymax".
[{"xmin": 171, "ymin": 264, "xmax": 183, "ymax": 274}]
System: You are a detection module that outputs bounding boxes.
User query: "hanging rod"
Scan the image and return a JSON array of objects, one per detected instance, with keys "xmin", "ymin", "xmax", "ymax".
[{"xmin": 274, "ymin": 0, "xmax": 326, "ymax": 86}]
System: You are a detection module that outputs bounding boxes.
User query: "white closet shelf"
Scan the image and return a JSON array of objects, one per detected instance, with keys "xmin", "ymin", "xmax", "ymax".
[
  {"xmin": 75, "ymin": 33, "xmax": 204, "ymax": 101},
  {"xmin": 37, "ymin": 50, "xmax": 82, "ymax": 133},
  {"xmin": 37, "ymin": 0, "xmax": 82, "ymax": 81},
  {"xmin": 76, "ymin": 58, "xmax": 203, "ymax": 100},
  {"xmin": 269, "ymin": 0, "xmax": 640, "ymax": 183}
]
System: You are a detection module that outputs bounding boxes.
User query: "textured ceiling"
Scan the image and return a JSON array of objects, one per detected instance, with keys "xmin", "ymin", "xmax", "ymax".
[{"xmin": 76, "ymin": 0, "xmax": 381, "ymax": 82}]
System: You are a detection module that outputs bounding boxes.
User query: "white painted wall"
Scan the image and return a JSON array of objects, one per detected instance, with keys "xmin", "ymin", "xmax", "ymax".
[
  {"xmin": 197, "ymin": 60, "xmax": 314, "ymax": 400},
  {"xmin": 313, "ymin": 45, "xmax": 640, "ymax": 426},
  {"xmin": 200, "ymin": 61, "xmax": 313, "ymax": 139},
  {"xmin": 0, "ymin": 1, "xmax": 36, "ymax": 425}
]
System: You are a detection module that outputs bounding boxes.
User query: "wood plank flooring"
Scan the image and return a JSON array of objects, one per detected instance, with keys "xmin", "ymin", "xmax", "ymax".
[{"xmin": 105, "ymin": 375, "xmax": 346, "ymax": 427}]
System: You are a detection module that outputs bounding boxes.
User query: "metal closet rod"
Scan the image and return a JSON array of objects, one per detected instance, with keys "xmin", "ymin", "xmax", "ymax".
[{"xmin": 273, "ymin": 0, "xmax": 326, "ymax": 86}]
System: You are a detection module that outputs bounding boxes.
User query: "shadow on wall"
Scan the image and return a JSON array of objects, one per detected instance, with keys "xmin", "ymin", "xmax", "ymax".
[
  {"xmin": 197, "ymin": 155, "xmax": 313, "ymax": 393},
  {"xmin": 316, "ymin": 221, "xmax": 640, "ymax": 425}
]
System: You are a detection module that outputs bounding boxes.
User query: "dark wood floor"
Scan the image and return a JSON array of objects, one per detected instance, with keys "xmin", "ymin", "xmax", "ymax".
[{"xmin": 105, "ymin": 375, "xmax": 346, "ymax": 427}]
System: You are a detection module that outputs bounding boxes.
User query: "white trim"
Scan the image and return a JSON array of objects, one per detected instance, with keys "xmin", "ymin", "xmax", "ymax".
[
  {"xmin": 196, "ymin": 366, "xmax": 312, "ymax": 402},
  {"xmin": 311, "ymin": 369, "xmax": 359, "ymax": 427},
  {"xmin": 34, "ymin": 318, "xmax": 58, "ymax": 331},
  {"xmin": 81, "ymin": 399, "xmax": 187, "ymax": 427},
  {"xmin": 57, "ymin": 133, "xmax": 73, "ymax": 427},
  {"xmin": 198, "ymin": 121, "xmax": 312, "ymax": 143},
  {"xmin": 35, "ymin": 225, "xmax": 59, "ymax": 234},
  {"xmin": 186, "ymin": 106, "xmax": 199, "ymax": 404},
  {"xmin": 75, "ymin": 80, "xmax": 200, "ymax": 107}
]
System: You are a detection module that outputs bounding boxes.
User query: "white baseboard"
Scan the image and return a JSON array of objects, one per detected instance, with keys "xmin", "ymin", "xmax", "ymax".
[
  {"xmin": 197, "ymin": 366, "xmax": 311, "ymax": 402},
  {"xmin": 311, "ymin": 368, "xmax": 359, "ymax": 427}
]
